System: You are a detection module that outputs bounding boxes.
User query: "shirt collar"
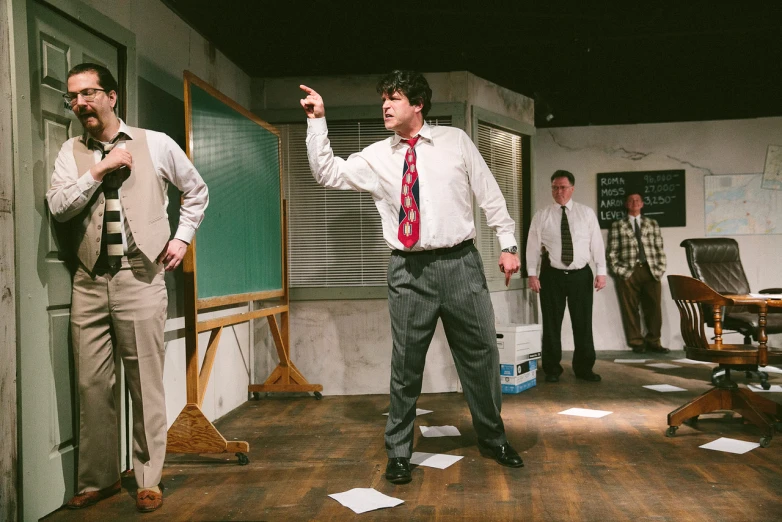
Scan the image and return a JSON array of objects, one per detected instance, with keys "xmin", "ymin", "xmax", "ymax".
[
  {"xmin": 555, "ymin": 199, "xmax": 574, "ymax": 211},
  {"xmin": 82, "ymin": 118, "xmax": 134, "ymax": 148},
  {"xmin": 391, "ymin": 122, "xmax": 433, "ymax": 147}
]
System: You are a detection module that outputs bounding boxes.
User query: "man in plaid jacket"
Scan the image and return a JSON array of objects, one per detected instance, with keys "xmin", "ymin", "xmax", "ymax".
[{"xmin": 607, "ymin": 192, "xmax": 668, "ymax": 353}]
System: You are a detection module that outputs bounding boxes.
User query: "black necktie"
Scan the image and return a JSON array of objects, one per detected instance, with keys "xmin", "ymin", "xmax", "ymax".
[
  {"xmin": 634, "ymin": 218, "xmax": 647, "ymax": 263},
  {"xmin": 561, "ymin": 206, "xmax": 573, "ymax": 266},
  {"xmin": 92, "ymin": 134, "xmax": 128, "ymax": 267}
]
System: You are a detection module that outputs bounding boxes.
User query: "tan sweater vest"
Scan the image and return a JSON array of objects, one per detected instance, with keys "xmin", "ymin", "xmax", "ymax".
[{"xmin": 72, "ymin": 127, "xmax": 170, "ymax": 272}]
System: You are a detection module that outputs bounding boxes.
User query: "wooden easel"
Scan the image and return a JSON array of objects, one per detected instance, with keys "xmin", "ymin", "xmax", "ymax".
[{"xmin": 166, "ymin": 73, "xmax": 321, "ymax": 463}]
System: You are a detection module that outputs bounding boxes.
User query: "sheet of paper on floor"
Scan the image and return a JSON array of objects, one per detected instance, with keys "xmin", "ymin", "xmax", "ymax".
[
  {"xmin": 761, "ymin": 365, "xmax": 782, "ymax": 374},
  {"xmin": 383, "ymin": 408, "xmax": 433, "ymax": 416},
  {"xmin": 614, "ymin": 358, "xmax": 648, "ymax": 363},
  {"xmin": 410, "ymin": 452, "xmax": 464, "ymax": 469},
  {"xmin": 643, "ymin": 384, "xmax": 688, "ymax": 392},
  {"xmin": 646, "ymin": 362, "xmax": 682, "ymax": 369},
  {"xmin": 748, "ymin": 384, "xmax": 782, "ymax": 392},
  {"xmin": 699, "ymin": 437, "xmax": 760, "ymax": 454},
  {"xmin": 420, "ymin": 425, "xmax": 461, "ymax": 437},
  {"xmin": 672, "ymin": 358, "xmax": 715, "ymax": 365},
  {"xmin": 558, "ymin": 408, "xmax": 612, "ymax": 418},
  {"xmin": 328, "ymin": 488, "xmax": 404, "ymax": 514}
]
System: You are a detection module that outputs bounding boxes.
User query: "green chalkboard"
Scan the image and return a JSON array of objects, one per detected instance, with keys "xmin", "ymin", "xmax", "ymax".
[{"xmin": 187, "ymin": 80, "xmax": 282, "ymax": 300}]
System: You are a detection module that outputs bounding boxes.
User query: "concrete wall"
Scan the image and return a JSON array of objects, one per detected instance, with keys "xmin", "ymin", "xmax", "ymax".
[
  {"xmin": 535, "ymin": 117, "xmax": 782, "ymax": 351},
  {"xmin": 77, "ymin": 0, "xmax": 254, "ymax": 424},
  {"xmin": 252, "ymin": 71, "xmax": 535, "ymax": 395}
]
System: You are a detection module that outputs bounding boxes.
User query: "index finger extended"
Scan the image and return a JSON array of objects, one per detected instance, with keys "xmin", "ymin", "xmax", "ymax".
[{"xmin": 299, "ymin": 84, "xmax": 317, "ymax": 96}]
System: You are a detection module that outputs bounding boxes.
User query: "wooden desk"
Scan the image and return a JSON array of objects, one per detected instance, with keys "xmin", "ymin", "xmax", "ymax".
[{"xmin": 724, "ymin": 294, "xmax": 776, "ymax": 365}]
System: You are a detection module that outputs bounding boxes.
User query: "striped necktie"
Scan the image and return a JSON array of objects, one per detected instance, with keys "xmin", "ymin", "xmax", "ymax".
[
  {"xmin": 560, "ymin": 205, "xmax": 573, "ymax": 266},
  {"xmin": 398, "ymin": 136, "xmax": 420, "ymax": 248},
  {"xmin": 634, "ymin": 218, "xmax": 647, "ymax": 263},
  {"xmin": 93, "ymin": 134, "xmax": 128, "ymax": 267}
]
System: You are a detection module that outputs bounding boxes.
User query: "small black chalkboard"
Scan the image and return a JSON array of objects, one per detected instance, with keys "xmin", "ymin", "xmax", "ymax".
[{"xmin": 596, "ymin": 169, "xmax": 686, "ymax": 228}]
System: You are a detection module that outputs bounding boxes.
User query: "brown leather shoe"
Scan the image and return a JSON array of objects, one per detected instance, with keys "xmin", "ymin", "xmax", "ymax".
[
  {"xmin": 66, "ymin": 480, "xmax": 121, "ymax": 509},
  {"xmin": 136, "ymin": 487, "xmax": 163, "ymax": 512}
]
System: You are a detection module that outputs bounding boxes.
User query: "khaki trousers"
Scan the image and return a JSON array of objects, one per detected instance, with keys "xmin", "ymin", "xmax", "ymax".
[
  {"xmin": 616, "ymin": 263, "xmax": 663, "ymax": 348},
  {"xmin": 71, "ymin": 257, "xmax": 167, "ymax": 492}
]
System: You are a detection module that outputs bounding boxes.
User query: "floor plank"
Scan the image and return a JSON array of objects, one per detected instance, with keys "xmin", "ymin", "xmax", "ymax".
[{"xmin": 43, "ymin": 351, "xmax": 782, "ymax": 521}]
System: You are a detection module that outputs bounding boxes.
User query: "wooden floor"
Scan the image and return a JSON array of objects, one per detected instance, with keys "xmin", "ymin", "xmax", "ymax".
[{"xmin": 44, "ymin": 351, "xmax": 782, "ymax": 521}]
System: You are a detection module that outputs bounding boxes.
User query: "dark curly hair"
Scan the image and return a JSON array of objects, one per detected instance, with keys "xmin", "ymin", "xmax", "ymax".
[
  {"xmin": 67, "ymin": 63, "xmax": 119, "ymax": 94},
  {"xmin": 376, "ymin": 70, "xmax": 432, "ymax": 117}
]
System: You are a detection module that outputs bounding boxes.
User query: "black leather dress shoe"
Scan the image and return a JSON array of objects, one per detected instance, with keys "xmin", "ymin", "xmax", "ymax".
[
  {"xmin": 575, "ymin": 372, "xmax": 602, "ymax": 382},
  {"xmin": 385, "ymin": 457, "xmax": 412, "ymax": 484},
  {"xmin": 478, "ymin": 442, "xmax": 524, "ymax": 468},
  {"xmin": 647, "ymin": 344, "xmax": 670, "ymax": 354},
  {"xmin": 544, "ymin": 374, "xmax": 560, "ymax": 383},
  {"xmin": 631, "ymin": 345, "xmax": 646, "ymax": 353}
]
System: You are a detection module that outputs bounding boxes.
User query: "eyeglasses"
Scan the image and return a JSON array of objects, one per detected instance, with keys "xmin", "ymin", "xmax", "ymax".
[
  {"xmin": 551, "ymin": 185, "xmax": 573, "ymax": 191},
  {"xmin": 62, "ymin": 88, "xmax": 107, "ymax": 105}
]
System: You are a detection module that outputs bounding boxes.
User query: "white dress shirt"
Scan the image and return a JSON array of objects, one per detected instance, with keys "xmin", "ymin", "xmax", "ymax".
[
  {"xmin": 47, "ymin": 120, "xmax": 209, "ymax": 247},
  {"xmin": 306, "ymin": 118, "xmax": 517, "ymax": 251},
  {"xmin": 526, "ymin": 200, "xmax": 606, "ymax": 276}
]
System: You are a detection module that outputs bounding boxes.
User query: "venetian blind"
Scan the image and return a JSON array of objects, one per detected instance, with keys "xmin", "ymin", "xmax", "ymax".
[
  {"xmin": 476, "ymin": 121, "xmax": 523, "ymax": 282},
  {"xmin": 279, "ymin": 117, "xmax": 452, "ymax": 287}
]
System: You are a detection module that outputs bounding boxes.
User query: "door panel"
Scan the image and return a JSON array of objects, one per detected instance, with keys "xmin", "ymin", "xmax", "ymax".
[{"xmin": 20, "ymin": 2, "xmax": 121, "ymax": 519}]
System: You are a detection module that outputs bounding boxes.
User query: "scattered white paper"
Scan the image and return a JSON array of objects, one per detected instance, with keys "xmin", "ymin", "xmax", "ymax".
[
  {"xmin": 410, "ymin": 452, "xmax": 464, "ymax": 469},
  {"xmin": 699, "ymin": 437, "xmax": 760, "ymax": 454},
  {"xmin": 383, "ymin": 408, "xmax": 433, "ymax": 416},
  {"xmin": 672, "ymin": 358, "xmax": 714, "ymax": 365},
  {"xmin": 420, "ymin": 425, "xmax": 461, "ymax": 438},
  {"xmin": 328, "ymin": 488, "xmax": 404, "ymax": 514},
  {"xmin": 558, "ymin": 408, "xmax": 612, "ymax": 418},
  {"xmin": 643, "ymin": 384, "xmax": 688, "ymax": 392},
  {"xmin": 748, "ymin": 384, "xmax": 782, "ymax": 392},
  {"xmin": 614, "ymin": 358, "xmax": 648, "ymax": 363},
  {"xmin": 762, "ymin": 366, "xmax": 782, "ymax": 374},
  {"xmin": 646, "ymin": 363, "xmax": 682, "ymax": 369}
]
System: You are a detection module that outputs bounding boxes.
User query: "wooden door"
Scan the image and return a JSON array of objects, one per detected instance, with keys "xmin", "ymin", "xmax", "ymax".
[{"xmin": 18, "ymin": 2, "xmax": 122, "ymax": 519}]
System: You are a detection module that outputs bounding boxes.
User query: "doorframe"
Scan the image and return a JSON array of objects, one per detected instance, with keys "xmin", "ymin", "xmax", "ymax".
[{"xmin": 8, "ymin": 0, "xmax": 136, "ymax": 517}]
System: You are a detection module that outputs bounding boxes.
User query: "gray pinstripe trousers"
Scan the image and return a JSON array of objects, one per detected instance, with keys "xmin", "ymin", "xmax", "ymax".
[{"xmin": 384, "ymin": 243, "xmax": 507, "ymax": 458}]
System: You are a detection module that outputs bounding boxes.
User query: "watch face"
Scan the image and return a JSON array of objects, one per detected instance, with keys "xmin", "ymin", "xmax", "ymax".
[{"xmin": 504, "ymin": 246, "xmax": 518, "ymax": 254}]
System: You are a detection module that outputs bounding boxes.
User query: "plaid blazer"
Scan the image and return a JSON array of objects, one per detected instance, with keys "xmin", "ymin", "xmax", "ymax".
[{"xmin": 607, "ymin": 216, "xmax": 666, "ymax": 280}]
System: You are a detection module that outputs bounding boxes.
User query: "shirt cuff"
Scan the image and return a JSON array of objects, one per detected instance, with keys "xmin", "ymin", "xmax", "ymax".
[
  {"xmin": 497, "ymin": 234, "xmax": 516, "ymax": 251},
  {"xmin": 174, "ymin": 227, "xmax": 195, "ymax": 245},
  {"xmin": 307, "ymin": 117, "xmax": 328, "ymax": 135},
  {"xmin": 78, "ymin": 170, "xmax": 101, "ymax": 192}
]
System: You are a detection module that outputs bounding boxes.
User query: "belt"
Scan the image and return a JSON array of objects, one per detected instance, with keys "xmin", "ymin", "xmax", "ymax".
[
  {"xmin": 547, "ymin": 265, "xmax": 589, "ymax": 275},
  {"xmin": 393, "ymin": 239, "xmax": 473, "ymax": 256}
]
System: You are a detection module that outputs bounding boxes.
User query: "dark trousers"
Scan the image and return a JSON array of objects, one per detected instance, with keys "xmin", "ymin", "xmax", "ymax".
[
  {"xmin": 539, "ymin": 265, "xmax": 596, "ymax": 377},
  {"xmin": 384, "ymin": 243, "xmax": 506, "ymax": 458},
  {"xmin": 615, "ymin": 263, "xmax": 662, "ymax": 348}
]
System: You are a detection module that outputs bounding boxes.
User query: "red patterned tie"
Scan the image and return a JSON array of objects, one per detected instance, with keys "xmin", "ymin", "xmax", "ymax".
[{"xmin": 398, "ymin": 136, "xmax": 420, "ymax": 248}]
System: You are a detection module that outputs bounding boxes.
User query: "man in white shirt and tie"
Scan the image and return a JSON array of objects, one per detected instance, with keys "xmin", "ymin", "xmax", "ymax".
[
  {"xmin": 526, "ymin": 170, "xmax": 607, "ymax": 383},
  {"xmin": 300, "ymin": 70, "xmax": 524, "ymax": 485}
]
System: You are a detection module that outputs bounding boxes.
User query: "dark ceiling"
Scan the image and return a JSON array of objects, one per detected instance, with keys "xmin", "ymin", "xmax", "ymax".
[{"xmin": 162, "ymin": 1, "xmax": 782, "ymax": 128}]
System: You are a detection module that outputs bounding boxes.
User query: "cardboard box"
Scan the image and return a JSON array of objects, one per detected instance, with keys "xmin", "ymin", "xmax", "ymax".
[
  {"xmin": 500, "ymin": 359, "xmax": 538, "ymax": 377},
  {"xmin": 496, "ymin": 323, "xmax": 542, "ymax": 366},
  {"xmin": 502, "ymin": 369, "xmax": 536, "ymax": 386},
  {"xmin": 502, "ymin": 379, "xmax": 536, "ymax": 394}
]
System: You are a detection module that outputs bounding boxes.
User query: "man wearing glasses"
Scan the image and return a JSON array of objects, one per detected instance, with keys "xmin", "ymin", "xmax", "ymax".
[
  {"xmin": 46, "ymin": 63, "xmax": 208, "ymax": 512},
  {"xmin": 525, "ymin": 170, "xmax": 606, "ymax": 383}
]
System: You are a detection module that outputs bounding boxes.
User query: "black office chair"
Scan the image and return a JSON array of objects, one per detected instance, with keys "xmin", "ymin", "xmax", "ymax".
[{"xmin": 680, "ymin": 238, "xmax": 782, "ymax": 345}]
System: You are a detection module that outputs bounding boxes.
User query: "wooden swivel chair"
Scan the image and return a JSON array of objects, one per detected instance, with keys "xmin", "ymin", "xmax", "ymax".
[
  {"xmin": 681, "ymin": 238, "xmax": 782, "ymax": 387},
  {"xmin": 666, "ymin": 275, "xmax": 782, "ymax": 446}
]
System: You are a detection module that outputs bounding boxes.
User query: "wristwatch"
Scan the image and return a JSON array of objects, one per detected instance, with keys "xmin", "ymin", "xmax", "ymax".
[{"xmin": 502, "ymin": 246, "xmax": 518, "ymax": 254}]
